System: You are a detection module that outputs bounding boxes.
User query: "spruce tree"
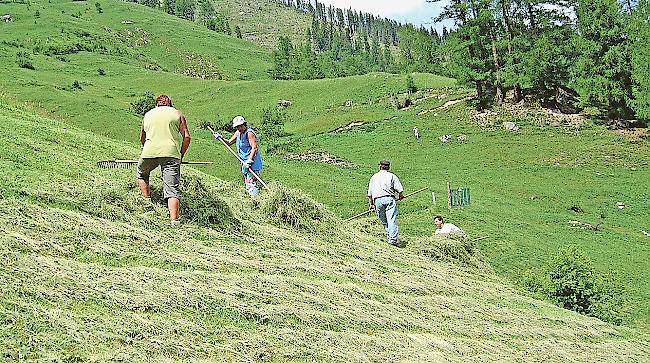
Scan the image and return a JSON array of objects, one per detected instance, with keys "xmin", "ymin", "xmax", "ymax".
[
  {"xmin": 574, "ymin": 0, "xmax": 634, "ymax": 119},
  {"xmin": 631, "ymin": 0, "xmax": 650, "ymax": 120}
]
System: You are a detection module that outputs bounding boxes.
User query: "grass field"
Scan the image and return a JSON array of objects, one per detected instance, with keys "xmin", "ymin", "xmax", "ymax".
[
  {"xmin": 2, "ymin": 101, "xmax": 650, "ymax": 361},
  {"xmin": 2, "ymin": 0, "xmax": 650, "ymax": 353}
]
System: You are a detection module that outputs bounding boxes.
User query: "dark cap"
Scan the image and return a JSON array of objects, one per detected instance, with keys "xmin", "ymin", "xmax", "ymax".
[{"xmin": 379, "ymin": 160, "xmax": 390, "ymax": 166}]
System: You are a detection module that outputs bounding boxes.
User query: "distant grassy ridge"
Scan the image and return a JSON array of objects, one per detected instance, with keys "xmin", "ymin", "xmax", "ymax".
[
  {"xmin": 1, "ymin": 0, "xmax": 271, "ymax": 80},
  {"xmin": 212, "ymin": 0, "xmax": 312, "ymax": 49},
  {"xmin": 2, "ymin": 102, "xmax": 650, "ymax": 361}
]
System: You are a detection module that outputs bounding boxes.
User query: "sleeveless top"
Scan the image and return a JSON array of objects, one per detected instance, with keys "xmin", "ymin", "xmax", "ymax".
[
  {"xmin": 236, "ymin": 128, "xmax": 263, "ymax": 172},
  {"xmin": 140, "ymin": 106, "xmax": 181, "ymax": 159}
]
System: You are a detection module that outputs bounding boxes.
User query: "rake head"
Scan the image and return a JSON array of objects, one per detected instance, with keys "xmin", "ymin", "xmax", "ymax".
[{"xmin": 96, "ymin": 159, "xmax": 137, "ymax": 168}]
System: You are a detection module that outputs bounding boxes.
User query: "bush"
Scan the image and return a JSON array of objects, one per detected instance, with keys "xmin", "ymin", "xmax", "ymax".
[
  {"xmin": 258, "ymin": 106, "xmax": 289, "ymax": 139},
  {"xmin": 196, "ymin": 119, "xmax": 217, "ymax": 131},
  {"xmin": 405, "ymin": 74, "xmax": 417, "ymax": 94},
  {"xmin": 130, "ymin": 93, "xmax": 156, "ymax": 116},
  {"xmin": 97, "ymin": 68, "xmax": 105, "ymax": 75},
  {"xmin": 16, "ymin": 51, "xmax": 35, "ymax": 70},
  {"xmin": 72, "ymin": 80, "xmax": 82, "ymax": 90},
  {"xmin": 544, "ymin": 245, "xmax": 625, "ymax": 324}
]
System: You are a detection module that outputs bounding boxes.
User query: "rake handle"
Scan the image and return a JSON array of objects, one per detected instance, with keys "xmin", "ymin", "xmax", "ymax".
[
  {"xmin": 207, "ymin": 126, "xmax": 271, "ymax": 192},
  {"xmin": 343, "ymin": 186, "xmax": 430, "ymax": 222}
]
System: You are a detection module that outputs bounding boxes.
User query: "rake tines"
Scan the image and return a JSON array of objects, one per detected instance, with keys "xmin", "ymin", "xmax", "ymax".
[
  {"xmin": 96, "ymin": 159, "xmax": 213, "ymax": 168},
  {"xmin": 96, "ymin": 159, "xmax": 138, "ymax": 168}
]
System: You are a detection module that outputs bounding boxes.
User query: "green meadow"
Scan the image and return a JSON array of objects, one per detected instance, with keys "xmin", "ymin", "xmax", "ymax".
[{"xmin": 1, "ymin": 0, "xmax": 650, "ymax": 359}]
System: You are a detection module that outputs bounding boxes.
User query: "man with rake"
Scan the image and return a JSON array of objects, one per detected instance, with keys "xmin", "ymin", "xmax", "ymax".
[
  {"xmin": 136, "ymin": 94, "xmax": 191, "ymax": 226},
  {"xmin": 367, "ymin": 160, "xmax": 405, "ymax": 248}
]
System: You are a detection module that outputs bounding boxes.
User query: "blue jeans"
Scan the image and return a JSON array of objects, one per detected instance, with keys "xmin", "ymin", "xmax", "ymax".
[
  {"xmin": 243, "ymin": 170, "xmax": 261, "ymax": 196},
  {"xmin": 374, "ymin": 196, "xmax": 398, "ymax": 244}
]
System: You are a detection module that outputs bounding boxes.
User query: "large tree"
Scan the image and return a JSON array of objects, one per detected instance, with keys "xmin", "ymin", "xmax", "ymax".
[
  {"xmin": 631, "ymin": 0, "xmax": 650, "ymax": 120},
  {"xmin": 574, "ymin": 0, "xmax": 634, "ymax": 119}
]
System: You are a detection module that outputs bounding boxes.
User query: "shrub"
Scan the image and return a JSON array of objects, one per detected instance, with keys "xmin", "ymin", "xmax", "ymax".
[
  {"xmin": 71, "ymin": 80, "xmax": 82, "ymax": 90},
  {"xmin": 16, "ymin": 51, "xmax": 35, "ymax": 70},
  {"xmin": 196, "ymin": 119, "xmax": 216, "ymax": 131},
  {"xmin": 544, "ymin": 245, "xmax": 625, "ymax": 324},
  {"xmin": 95, "ymin": 2, "xmax": 103, "ymax": 13},
  {"xmin": 258, "ymin": 106, "xmax": 288, "ymax": 139},
  {"xmin": 130, "ymin": 93, "xmax": 156, "ymax": 116},
  {"xmin": 406, "ymin": 74, "xmax": 417, "ymax": 94},
  {"xmin": 97, "ymin": 68, "xmax": 105, "ymax": 75}
]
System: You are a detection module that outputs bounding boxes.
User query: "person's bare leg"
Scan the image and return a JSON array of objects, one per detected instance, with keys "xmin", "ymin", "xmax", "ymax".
[
  {"xmin": 137, "ymin": 179, "xmax": 151, "ymax": 198},
  {"xmin": 168, "ymin": 197, "xmax": 180, "ymax": 221}
]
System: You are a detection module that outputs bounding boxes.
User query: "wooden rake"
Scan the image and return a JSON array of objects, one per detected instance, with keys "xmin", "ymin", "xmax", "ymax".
[
  {"xmin": 344, "ymin": 186, "xmax": 430, "ymax": 222},
  {"xmin": 207, "ymin": 126, "xmax": 271, "ymax": 192},
  {"xmin": 97, "ymin": 159, "xmax": 213, "ymax": 168}
]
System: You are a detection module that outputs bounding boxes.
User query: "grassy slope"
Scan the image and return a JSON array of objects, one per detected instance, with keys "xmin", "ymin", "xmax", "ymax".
[
  {"xmin": 2, "ymin": 0, "xmax": 650, "ymax": 333},
  {"xmin": 213, "ymin": 0, "xmax": 312, "ymax": 49},
  {"xmin": 2, "ymin": 102, "xmax": 650, "ymax": 361}
]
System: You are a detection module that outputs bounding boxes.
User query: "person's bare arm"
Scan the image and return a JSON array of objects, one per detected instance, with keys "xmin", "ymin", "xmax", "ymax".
[
  {"xmin": 225, "ymin": 133, "xmax": 237, "ymax": 146},
  {"xmin": 178, "ymin": 112, "xmax": 191, "ymax": 159},
  {"xmin": 246, "ymin": 130, "xmax": 258, "ymax": 161},
  {"xmin": 140, "ymin": 125, "xmax": 146, "ymax": 146}
]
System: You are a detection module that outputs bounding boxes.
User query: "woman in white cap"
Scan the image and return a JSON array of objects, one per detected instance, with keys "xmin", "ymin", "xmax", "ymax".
[{"xmin": 222, "ymin": 116, "xmax": 263, "ymax": 196}]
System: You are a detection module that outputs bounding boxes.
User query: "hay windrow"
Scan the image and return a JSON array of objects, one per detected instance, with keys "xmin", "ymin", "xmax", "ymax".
[
  {"xmin": 258, "ymin": 184, "xmax": 338, "ymax": 232},
  {"xmin": 409, "ymin": 234, "xmax": 489, "ymax": 269},
  {"xmin": 180, "ymin": 174, "xmax": 240, "ymax": 229}
]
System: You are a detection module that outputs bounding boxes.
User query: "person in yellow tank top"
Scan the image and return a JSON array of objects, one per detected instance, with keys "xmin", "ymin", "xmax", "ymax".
[{"xmin": 137, "ymin": 95, "xmax": 191, "ymax": 226}]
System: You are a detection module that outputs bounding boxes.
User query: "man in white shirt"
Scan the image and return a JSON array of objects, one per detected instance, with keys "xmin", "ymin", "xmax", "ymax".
[
  {"xmin": 367, "ymin": 160, "xmax": 405, "ymax": 247},
  {"xmin": 434, "ymin": 215, "xmax": 464, "ymax": 235}
]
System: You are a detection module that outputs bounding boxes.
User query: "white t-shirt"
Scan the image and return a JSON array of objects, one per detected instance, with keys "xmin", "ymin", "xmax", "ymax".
[
  {"xmin": 435, "ymin": 223, "xmax": 463, "ymax": 235},
  {"xmin": 367, "ymin": 170, "xmax": 404, "ymax": 200}
]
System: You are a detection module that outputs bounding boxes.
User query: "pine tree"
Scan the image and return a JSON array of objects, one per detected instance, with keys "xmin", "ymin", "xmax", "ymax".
[
  {"xmin": 631, "ymin": 0, "xmax": 650, "ymax": 120},
  {"xmin": 574, "ymin": 0, "xmax": 634, "ymax": 119},
  {"xmin": 175, "ymin": 0, "xmax": 196, "ymax": 21},
  {"xmin": 271, "ymin": 36, "xmax": 294, "ymax": 80}
]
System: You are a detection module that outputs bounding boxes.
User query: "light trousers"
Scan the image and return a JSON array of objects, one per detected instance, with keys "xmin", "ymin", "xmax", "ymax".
[{"xmin": 374, "ymin": 196, "xmax": 398, "ymax": 244}]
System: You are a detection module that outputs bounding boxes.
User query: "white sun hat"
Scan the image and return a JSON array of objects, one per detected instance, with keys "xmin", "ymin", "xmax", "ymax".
[{"xmin": 232, "ymin": 116, "xmax": 246, "ymax": 128}]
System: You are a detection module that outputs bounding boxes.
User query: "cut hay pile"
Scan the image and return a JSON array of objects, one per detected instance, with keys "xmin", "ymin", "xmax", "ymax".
[
  {"xmin": 259, "ymin": 184, "xmax": 338, "ymax": 231},
  {"xmin": 408, "ymin": 234, "xmax": 489, "ymax": 269},
  {"xmin": 180, "ymin": 174, "xmax": 239, "ymax": 229}
]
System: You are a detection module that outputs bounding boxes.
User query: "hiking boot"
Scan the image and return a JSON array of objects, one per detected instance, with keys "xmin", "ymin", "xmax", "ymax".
[
  {"xmin": 170, "ymin": 219, "xmax": 180, "ymax": 227},
  {"xmin": 389, "ymin": 240, "xmax": 406, "ymax": 248}
]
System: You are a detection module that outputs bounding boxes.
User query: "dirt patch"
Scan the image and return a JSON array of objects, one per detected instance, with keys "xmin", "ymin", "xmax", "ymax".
[
  {"xmin": 473, "ymin": 102, "xmax": 587, "ymax": 129},
  {"xmin": 334, "ymin": 121, "xmax": 366, "ymax": 132},
  {"xmin": 418, "ymin": 96, "xmax": 474, "ymax": 115},
  {"xmin": 285, "ymin": 151, "xmax": 357, "ymax": 168},
  {"xmin": 615, "ymin": 128, "xmax": 647, "ymax": 143}
]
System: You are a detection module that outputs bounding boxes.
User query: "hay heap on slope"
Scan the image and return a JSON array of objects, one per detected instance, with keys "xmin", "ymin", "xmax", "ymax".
[{"xmin": 259, "ymin": 184, "xmax": 338, "ymax": 231}]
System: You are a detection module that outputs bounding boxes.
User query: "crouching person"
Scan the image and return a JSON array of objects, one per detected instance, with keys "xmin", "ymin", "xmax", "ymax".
[
  {"xmin": 137, "ymin": 94, "xmax": 191, "ymax": 226},
  {"xmin": 223, "ymin": 116, "xmax": 263, "ymax": 196}
]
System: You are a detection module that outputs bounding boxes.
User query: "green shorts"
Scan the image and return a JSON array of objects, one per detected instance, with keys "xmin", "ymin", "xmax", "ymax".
[{"xmin": 137, "ymin": 157, "xmax": 181, "ymax": 200}]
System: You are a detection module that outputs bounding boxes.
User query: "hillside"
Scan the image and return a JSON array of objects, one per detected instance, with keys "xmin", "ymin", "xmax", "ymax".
[
  {"xmin": 212, "ymin": 0, "xmax": 312, "ymax": 49},
  {"xmin": 2, "ymin": 102, "xmax": 650, "ymax": 361},
  {"xmin": 2, "ymin": 0, "xmax": 650, "ymax": 344},
  {"xmin": 0, "ymin": 0, "xmax": 271, "ymax": 80}
]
